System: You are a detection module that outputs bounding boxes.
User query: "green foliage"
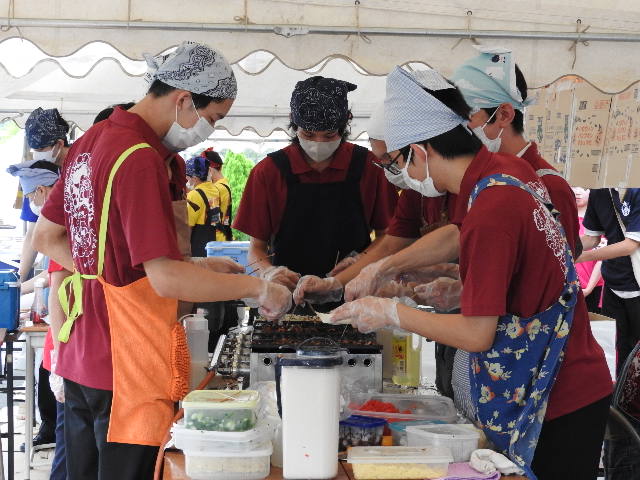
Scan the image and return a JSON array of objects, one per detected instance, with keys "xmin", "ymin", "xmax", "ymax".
[
  {"xmin": 222, "ymin": 151, "xmax": 255, "ymax": 241},
  {"xmin": 0, "ymin": 121, "xmax": 20, "ymax": 145}
]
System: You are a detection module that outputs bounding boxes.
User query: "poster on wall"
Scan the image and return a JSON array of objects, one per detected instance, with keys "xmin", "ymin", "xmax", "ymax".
[
  {"xmin": 541, "ymin": 85, "xmax": 574, "ymax": 175},
  {"xmin": 602, "ymin": 85, "xmax": 640, "ymax": 188},
  {"xmin": 525, "ymin": 88, "xmax": 547, "ymax": 149},
  {"xmin": 566, "ymin": 83, "xmax": 612, "ymax": 188}
]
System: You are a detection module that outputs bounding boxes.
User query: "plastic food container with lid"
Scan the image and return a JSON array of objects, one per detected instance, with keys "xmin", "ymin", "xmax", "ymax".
[
  {"xmin": 183, "ymin": 390, "xmax": 260, "ymax": 432},
  {"xmin": 183, "ymin": 441, "xmax": 272, "ymax": 480},
  {"xmin": 348, "ymin": 393, "xmax": 457, "ymax": 424},
  {"xmin": 339, "ymin": 415, "xmax": 386, "ymax": 450},
  {"xmin": 406, "ymin": 424, "xmax": 481, "ymax": 462},
  {"xmin": 171, "ymin": 421, "xmax": 272, "ymax": 453},
  {"xmin": 348, "ymin": 445, "xmax": 453, "ymax": 479},
  {"xmin": 388, "ymin": 420, "xmax": 445, "ymax": 446}
]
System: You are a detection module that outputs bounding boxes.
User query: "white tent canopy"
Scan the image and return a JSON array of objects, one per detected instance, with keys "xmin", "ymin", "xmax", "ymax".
[
  {"xmin": 0, "ymin": 43, "xmax": 387, "ymax": 135},
  {"xmin": 1, "ymin": 0, "xmax": 640, "ymax": 91}
]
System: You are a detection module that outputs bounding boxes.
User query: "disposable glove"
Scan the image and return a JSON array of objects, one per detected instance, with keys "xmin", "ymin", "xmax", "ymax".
[
  {"xmin": 190, "ymin": 256, "xmax": 245, "ymax": 274},
  {"xmin": 344, "ymin": 259, "xmax": 391, "ymax": 301},
  {"xmin": 49, "ymin": 349, "xmax": 65, "ymax": 403},
  {"xmin": 244, "ymin": 280, "xmax": 292, "ymax": 321},
  {"xmin": 328, "ymin": 297, "xmax": 400, "ymax": 334},
  {"xmin": 413, "ymin": 277, "xmax": 462, "ymax": 312},
  {"xmin": 293, "ymin": 275, "xmax": 343, "ymax": 305},
  {"xmin": 261, "ymin": 265, "xmax": 300, "ymax": 291},
  {"xmin": 397, "ymin": 263, "xmax": 460, "ymax": 285},
  {"xmin": 328, "ymin": 254, "xmax": 360, "ymax": 277}
]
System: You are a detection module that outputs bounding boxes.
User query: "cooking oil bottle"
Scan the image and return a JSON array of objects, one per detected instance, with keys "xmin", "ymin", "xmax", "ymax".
[{"xmin": 391, "ymin": 330, "xmax": 421, "ymax": 387}]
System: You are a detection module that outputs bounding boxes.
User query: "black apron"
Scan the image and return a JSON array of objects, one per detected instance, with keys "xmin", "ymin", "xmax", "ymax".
[
  {"xmin": 189, "ymin": 183, "xmax": 233, "ymax": 257},
  {"xmin": 269, "ymin": 145, "xmax": 372, "ymax": 308}
]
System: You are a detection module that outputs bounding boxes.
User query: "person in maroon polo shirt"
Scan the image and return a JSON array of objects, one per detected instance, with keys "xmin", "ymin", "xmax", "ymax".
[
  {"xmin": 32, "ymin": 42, "xmax": 292, "ymax": 480},
  {"xmin": 331, "ymin": 67, "xmax": 612, "ymax": 480},
  {"xmin": 233, "ymin": 76, "xmax": 397, "ymax": 311}
]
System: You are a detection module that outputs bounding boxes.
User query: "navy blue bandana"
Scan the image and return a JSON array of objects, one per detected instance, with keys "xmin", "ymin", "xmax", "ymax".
[
  {"xmin": 290, "ymin": 76, "xmax": 357, "ymax": 132},
  {"xmin": 25, "ymin": 108, "xmax": 69, "ymax": 150},
  {"xmin": 185, "ymin": 156, "xmax": 210, "ymax": 180}
]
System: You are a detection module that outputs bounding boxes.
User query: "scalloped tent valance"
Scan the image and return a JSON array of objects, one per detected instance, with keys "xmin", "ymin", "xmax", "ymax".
[{"xmin": 1, "ymin": 0, "xmax": 640, "ymax": 91}]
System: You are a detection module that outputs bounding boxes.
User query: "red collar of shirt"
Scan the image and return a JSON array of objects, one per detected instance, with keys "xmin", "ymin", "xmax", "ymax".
[
  {"xmin": 108, "ymin": 107, "xmax": 186, "ymax": 200},
  {"xmin": 285, "ymin": 142, "xmax": 352, "ymax": 175},
  {"xmin": 457, "ymin": 146, "xmax": 493, "ymax": 206},
  {"xmin": 521, "ymin": 142, "xmax": 556, "ymax": 172}
]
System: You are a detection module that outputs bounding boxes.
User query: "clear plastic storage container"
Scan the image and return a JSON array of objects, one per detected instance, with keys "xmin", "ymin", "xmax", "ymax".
[
  {"xmin": 406, "ymin": 424, "xmax": 480, "ymax": 462},
  {"xmin": 339, "ymin": 415, "xmax": 386, "ymax": 450},
  {"xmin": 172, "ymin": 421, "xmax": 272, "ymax": 453},
  {"xmin": 388, "ymin": 420, "xmax": 445, "ymax": 446},
  {"xmin": 183, "ymin": 390, "xmax": 259, "ymax": 432},
  {"xmin": 348, "ymin": 446, "xmax": 453, "ymax": 479},
  {"xmin": 183, "ymin": 441, "xmax": 272, "ymax": 480},
  {"xmin": 348, "ymin": 393, "xmax": 457, "ymax": 424}
]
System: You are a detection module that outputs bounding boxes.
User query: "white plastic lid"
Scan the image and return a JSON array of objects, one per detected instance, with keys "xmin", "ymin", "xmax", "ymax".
[
  {"xmin": 172, "ymin": 422, "xmax": 271, "ymax": 445},
  {"xmin": 348, "ymin": 446, "xmax": 453, "ymax": 464},
  {"xmin": 406, "ymin": 424, "xmax": 480, "ymax": 440},
  {"xmin": 183, "ymin": 390, "xmax": 260, "ymax": 409},
  {"xmin": 182, "ymin": 441, "xmax": 272, "ymax": 458}
]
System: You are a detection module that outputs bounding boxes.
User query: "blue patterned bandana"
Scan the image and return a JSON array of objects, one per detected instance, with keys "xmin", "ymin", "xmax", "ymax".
[
  {"xmin": 384, "ymin": 67, "xmax": 467, "ymax": 152},
  {"xmin": 144, "ymin": 41, "xmax": 237, "ymax": 99},
  {"xmin": 452, "ymin": 46, "xmax": 534, "ymax": 112},
  {"xmin": 290, "ymin": 76, "xmax": 357, "ymax": 132},
  {"xmin": 25, "ymin": 108, "xmax": 69, "ymax": 150},
  {"xmin": 185, "ymin": 156, "xmax": 210, "ymax": 180},
  {"xmin": 7, "ymin": 160, "xmax": 59, "ymax": 195}
]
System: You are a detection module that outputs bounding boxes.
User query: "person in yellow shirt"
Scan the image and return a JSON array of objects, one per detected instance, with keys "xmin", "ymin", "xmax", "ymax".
[{"xmin": 186, "ymin": 149, "xmax": 233, "ymax": 256}]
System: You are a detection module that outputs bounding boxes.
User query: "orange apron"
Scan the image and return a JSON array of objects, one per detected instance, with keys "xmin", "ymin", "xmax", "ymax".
[{"xmin": 58, "ymin": 143, "xmax": 190, "ymax": 446}]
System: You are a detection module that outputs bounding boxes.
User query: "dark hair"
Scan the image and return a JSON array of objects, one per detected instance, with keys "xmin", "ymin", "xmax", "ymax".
[
  {"xmin": 30, "ymin": 160, "xmax": 60, "ymax": 175},
  {"xmin": 93, "ymin": 102, "xmax": 136, "ymax": 124},
  {"xmin": 288, "ymin": 110, "xmax": 353, "ymax": 144},
  {"xmin": 482, "ymin": 64, "xmax": 528, "ymax": 134},
  {"xmin": 147, "ymin": 80, "xmax": 225, "ymax": 109},
  {"xmin": 203, "ymin": 150, "xmax": 223, "ymax": 169},
  {"xmin": 401, "ymin": 83, "xmax": 483, "ymax": 160}
]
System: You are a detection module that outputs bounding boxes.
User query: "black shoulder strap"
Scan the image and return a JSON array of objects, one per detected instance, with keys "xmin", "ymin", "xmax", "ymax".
[
  {"xmin": 268, "ymin": 149, "xmax": 298, "ymax": 185},
  {"xmin": 218, "ymin": 182, "xmax": 233, "ymax": 223},
  {"xmin": 195, "ymin": 188, "xmax": 213, "ymax": 224},
  {"xmin": 346, "ymin": 144, "xmax": 369, "ymax": 182}
]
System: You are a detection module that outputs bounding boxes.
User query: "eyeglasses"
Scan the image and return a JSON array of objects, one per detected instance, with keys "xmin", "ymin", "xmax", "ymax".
[{"xmin": 373, "ymin": 150, "xmax": 403, "ymax": 175}]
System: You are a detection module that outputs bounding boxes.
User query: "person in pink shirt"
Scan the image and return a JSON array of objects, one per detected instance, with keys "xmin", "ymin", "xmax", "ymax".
[{"xmin": 573, "ymin": 187, "xmax": 605, "ymax": 313}]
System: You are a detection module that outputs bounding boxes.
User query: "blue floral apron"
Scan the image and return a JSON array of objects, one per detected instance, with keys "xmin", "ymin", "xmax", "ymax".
[{"xmin": 467, "ymin": 174, "xmax": 579, "ymax": 479}]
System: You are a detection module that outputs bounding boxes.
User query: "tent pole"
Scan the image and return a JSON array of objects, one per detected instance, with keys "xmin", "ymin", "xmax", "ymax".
[{"xmin": 2, "ymin": 18, "xmax": 640, "ymax": 43}]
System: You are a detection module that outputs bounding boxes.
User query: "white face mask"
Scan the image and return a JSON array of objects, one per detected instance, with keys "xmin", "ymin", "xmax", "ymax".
[
  {"xmin": 298, "ymin": 136, "xmax": 341, "ymax": 163},
  {"xmin": 32, "ymin": 144, "xmax": 59, "ymax": 163},
  {"xmin": 401, "ymin": 145, "xmax": 445, "ymax": 198},
  {"xmin": 29, "ymin": 201, "xmax": 42, "ymax": 216},
  {"xmin": 162, "ymin": 100, "xmax": 215, "ymax": 153},
  {"xmin": 471, "ymin": 109, "xmax": 504, "ymax": 153},
  {"xmin": 384, "ymin": 168, "xmax": 410, "ymax": 190}
]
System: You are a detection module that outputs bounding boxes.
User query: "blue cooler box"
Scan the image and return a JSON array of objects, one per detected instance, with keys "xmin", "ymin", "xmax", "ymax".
[
  {"xmin": 206, "ymin": 241, "xmax": 251, "ymax": 270},
  {"xmin": 0, "ymin": 269, "xmax": 20, "ymax": 330}
]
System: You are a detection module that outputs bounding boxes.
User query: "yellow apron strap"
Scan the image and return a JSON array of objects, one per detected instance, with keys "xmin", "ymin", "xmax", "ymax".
[{"xmin": 57, "ymin": 143, "xmax": 152, "ymax": 343}]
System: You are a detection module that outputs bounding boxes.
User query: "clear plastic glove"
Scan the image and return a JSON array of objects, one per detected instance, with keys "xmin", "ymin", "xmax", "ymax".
[
  {"xmin": 49, "ymin": 350, "xmax": 65, "ymax": 403},
  {"xmin": 293, "ymin": 276, "xmax": 343, "ymax": 305},
  {"xmin": 328, "ymin": 297, "xmax": 400, "ymax": 334},
  {"xmin": 413, "ymin": 277, "xmax": 462, "ymax": 312},
  {"xmin": 344, "ymin": 259, "xmax": 391, "ymax": 302},
  {"xmin": 261, "ymin": 266, "xmax": 300, "ymax": 291},
  {"xmin": 190, "ymin": 256, "xmax": 245, "ymax": 274},
  {"xmin": 397, "ymin": 263, "xmax": 460, "ymax": 284},
  {"xmin": 244, "ymin": 280, "xmax": 292, "ymax": 321},
  {"xmin": 328, "ymin": 254, "xmax": 360, "ymax": 277},
  {"xmin": 373, "ymin": 280, "xmax": 415, "ymax": 299}
]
